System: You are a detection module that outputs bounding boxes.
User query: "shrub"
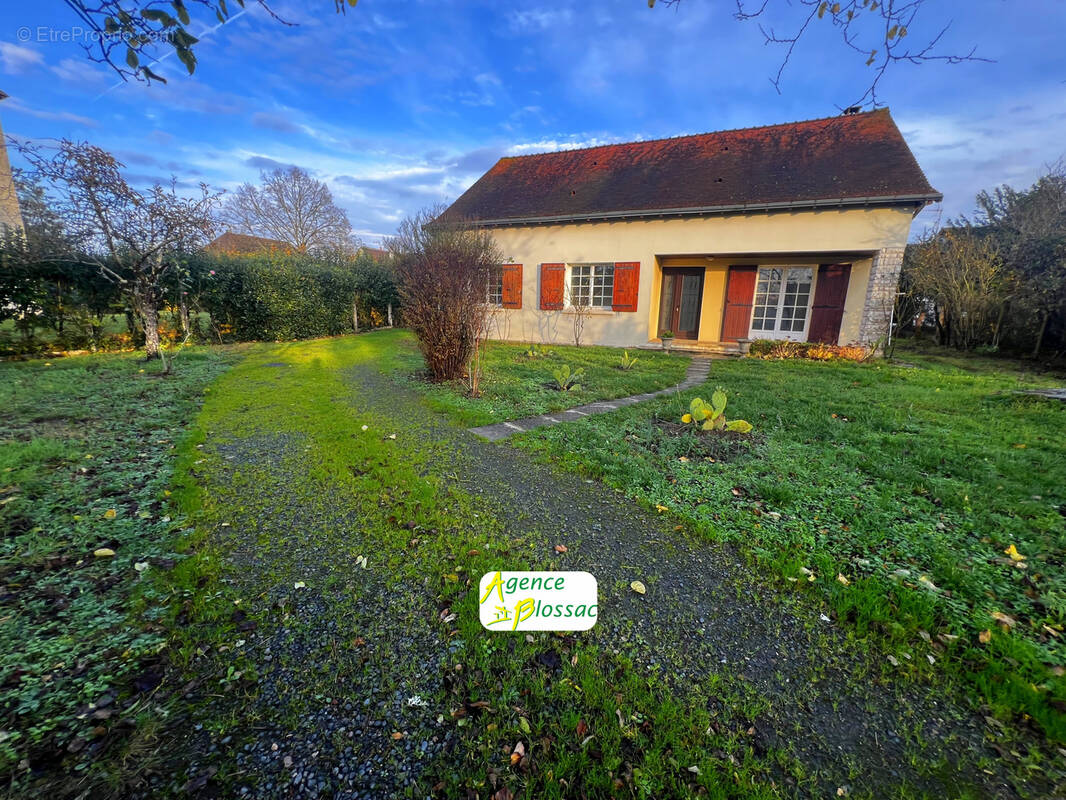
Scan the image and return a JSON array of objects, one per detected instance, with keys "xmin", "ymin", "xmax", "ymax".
[
  {"xmin": 389, "ymin": 207, "xmax": 502, "ymax": 382},
  {"xmin": 749, "ymin": 339, "xmax": 869, "ymax": 361},
  {"xmin": 195, "ymin": 253, "xmax": 371, "ymax": 342}
]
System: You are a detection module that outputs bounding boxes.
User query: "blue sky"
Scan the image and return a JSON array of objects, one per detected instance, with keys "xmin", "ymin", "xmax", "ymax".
[{"xmin": 0, "ymin": 0, "xmax": 1063, "ymax": 244}]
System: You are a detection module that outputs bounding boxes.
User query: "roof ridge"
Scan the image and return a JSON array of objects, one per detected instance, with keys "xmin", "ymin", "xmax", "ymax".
[{"xmin": 500, "ymin": 108, "xmax": 891, "ymax": 161}]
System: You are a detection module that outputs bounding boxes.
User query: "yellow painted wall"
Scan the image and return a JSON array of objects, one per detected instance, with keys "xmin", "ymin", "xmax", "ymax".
[{"xmin": 486, "ymin": 206, "xmax": 917, "ymax": 347}]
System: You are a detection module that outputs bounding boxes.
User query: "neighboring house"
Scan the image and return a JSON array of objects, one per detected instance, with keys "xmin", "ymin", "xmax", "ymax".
[
  {"xmin": 205, "ymin": 231, "xmax": 294, "ymax": 255},
  {"xmin": 358, "ymin": 246, "xmax": 388, "ymax": 261},
  {"xmin": 0, "ymin": 91, "xmax": 24, "ymax": 234},
  {"xmin": 439, "ymin": 108, "xmax": 941, "ymax": 350}
]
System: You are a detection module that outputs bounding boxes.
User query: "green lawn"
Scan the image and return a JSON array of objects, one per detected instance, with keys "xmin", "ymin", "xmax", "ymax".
[
  {"xmin": 507, "ymin": 344, "xmax": 1066, "ymax": 740},
  {"xmin": 376, "ymin": 331, "xmax": 690, "ymax": 426},
  {"xmin": 0, "ymin": 347, "xmax": 239, "ymax": 781},
  {"xmin": 3, "ymin": 332, "xmax": 1064, "ymax": 798}
]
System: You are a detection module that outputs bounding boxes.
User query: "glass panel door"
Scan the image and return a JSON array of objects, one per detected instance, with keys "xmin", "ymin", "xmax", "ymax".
[{"xmin": 750, "ymin": 267, "xmax": 814, "ymax": 340}]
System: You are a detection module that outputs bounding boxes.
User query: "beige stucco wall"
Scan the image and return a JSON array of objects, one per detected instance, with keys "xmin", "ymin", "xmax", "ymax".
[{"xmin": 486, "ymin": 206, "xmax": 916, "ymax": 347}]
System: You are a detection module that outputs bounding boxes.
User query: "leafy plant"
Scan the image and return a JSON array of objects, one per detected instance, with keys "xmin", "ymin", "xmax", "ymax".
[
  {"xmin": 618, "ymin": 350, "xmax": 639, "ymax": 370},
  {"xmin": 552, "ymin": 364, "xmax": 584, "ymax": 392},
  {"xmin": 660, "ymin": 330, "xmax": 675, "ymax": 339},
  {"xmin": 681, "ymin": 390, "xmax": 752, "ymax": 433},
  {"xmin": 524, "ymin": 343, "xmax": 544, "ymax": 358}
]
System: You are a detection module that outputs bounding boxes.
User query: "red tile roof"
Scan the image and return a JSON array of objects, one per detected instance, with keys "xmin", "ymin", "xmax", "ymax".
[
  {"xmin": 440, "ymin": 109, "xmax": 940, "ymax": 226},
  {"xmin": 359, "ymin": 246, "xmax": 388, "ymax": 261},
  {"xmin": 206, "ymin": 231, "xmax": 293, "ymax": 255}
]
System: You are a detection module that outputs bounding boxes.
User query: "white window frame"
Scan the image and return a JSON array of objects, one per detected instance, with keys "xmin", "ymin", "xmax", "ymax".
[
  {"xmin": 486, "ymin": 266, "xmax": 504, "ymax": 307},
  {"xmin": 566, "ymin": 263, "xmax": 614, "ymax": 310},
  {"xmin": 749, "ymin": 265, "xmax": 816, "ymax": 341}
]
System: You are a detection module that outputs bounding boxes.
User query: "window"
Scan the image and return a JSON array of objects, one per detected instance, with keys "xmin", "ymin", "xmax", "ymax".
[
  {"xmin": 568, "ymin": 264, "xmax": 614, "ymax": 308},
  {"xmin": 751, "ymin": 266, "xmax": 813, "ymax": 339},
  {"xmin": 486, "ymin": 266, "xmax": 503, "ymax": 306}
]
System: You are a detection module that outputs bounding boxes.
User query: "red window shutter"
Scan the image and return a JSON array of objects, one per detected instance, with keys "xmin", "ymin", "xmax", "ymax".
[
  {"xmin": 540, "ymin": 263, "xmax": 565, "ymax": 310},
  {"xmin": 808, "ymin": 264, "xmax": 851, "ymax": 344},
  {"xmin": 611, "ymin": 262, "xmax": 640, "ymax": 312},
  {"xmin": 501, "ymin": 264, "xmax": 523, "ymax": 309},
  {"xmin": 721, "ymin": 266, "xmax": 757, "ymax": 342}
]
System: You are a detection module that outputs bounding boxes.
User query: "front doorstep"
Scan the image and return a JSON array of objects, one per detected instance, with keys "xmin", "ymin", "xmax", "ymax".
[{"xmin": 638, "ymin": 339, "xmax": 742, "ymax": 356}]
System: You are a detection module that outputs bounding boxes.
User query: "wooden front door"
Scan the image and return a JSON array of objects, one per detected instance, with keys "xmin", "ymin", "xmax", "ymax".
[
  {"xmin": 721, "ymin": 266, "xmax": 757, "ymax": 342},
  {"xmin": 658, "ymin": 268, "xmax": 704, "ymax": 339},
  {"xmin": 808, "ymin": 264, "xmax": 852, "ymax": 344}
]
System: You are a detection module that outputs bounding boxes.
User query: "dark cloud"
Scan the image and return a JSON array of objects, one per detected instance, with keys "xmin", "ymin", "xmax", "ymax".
[
  {"xmin": 244, "ymin": 156, "xmax": 301, "ymax": 171},
  {"xmin": 251, "ymin": 112, "xmax": 302, "ymax": 134}
]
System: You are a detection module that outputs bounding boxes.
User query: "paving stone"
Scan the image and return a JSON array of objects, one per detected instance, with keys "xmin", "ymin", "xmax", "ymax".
[{"xmin": 468, "ymin": 357, "xmax": 713, "ymax": 440}]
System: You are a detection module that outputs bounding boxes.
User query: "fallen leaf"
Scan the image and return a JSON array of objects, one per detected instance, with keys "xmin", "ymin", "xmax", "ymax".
[
  {"xmin": 887, "ymin": 655, "xmax": 899, "ymax": 666},
  {"xmin": 630, "ymin": 580, "xmax": 646, "ymax": 595},
  {"xmin": 93, "ymin": 548, "xmax": 116, "ymax": 558},
  {"xmin": 519, "ymin": 717, "xmax": 531, "ymax": 734},
  {"xmin": 293, "ymin": 581, "xmax": 307, "ymax": 590},
  {"xmin": 576, "ymin": 719, "xmax": 589, "ymax": 737},
  {"xmin": 134, "ymin": 562, "xmax": 149, "ymax": 572},
  {"xmin": 836, "ymin": 573, "xmax": 850, "ymax": 586},
  {"xmin": 917, "ymin": 575, "xmax": 939, "ymax": 592},
  {"xmin": 554, "ymin": 544, "xmax": 568, "ymax": 553},
  {"xmin": 510, "ymin": 740, "xmax": 525, "ymax": 765},
  {"xmin": 103, "ymin": 509, "xmax": 116, "ymax": 519},
  {"xmin": 654, "ymin": 503, "xmax": 668, "ymax": 513},
  {"xmin": 687, "ymin": 765, "xmax": 701, "ymax": 774},
  {"xmin": 1004, "ymin": 544, "xmax": 1026, "ymax": 562},
  {"xmin": 391, "ymin": 731, "xmax": 404, "ymax": 740},
  {"xmin": 991, "ymin": 611, "xmax": 1016, "ymax": 628},
  {"xmin": 979, "ymin": 629, "xmax": 992, "ymax": 644}
]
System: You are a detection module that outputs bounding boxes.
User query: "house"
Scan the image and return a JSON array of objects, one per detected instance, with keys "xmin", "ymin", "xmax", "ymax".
[
  {"xmin": 205, "ymin": 231, "xmax": 294, "ymax": 255},
  {"xmin": 439, "ymin": 109, "xmax": 941, "ymax": 350},
  {"xmin": 0, "ymin": 91, "xmax": 24, "ymax": 234},
  {"xmin": 358, "ymin": 246, "xmax": 388, "ymax": 261}
]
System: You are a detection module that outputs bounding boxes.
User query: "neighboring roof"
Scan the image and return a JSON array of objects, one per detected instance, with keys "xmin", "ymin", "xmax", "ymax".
[
  {"xmin": 439, "ymin": 109, "xmax": 941, "ymax": 227},
  {"xmin": 359, "ymin": 246, "xmax": 388, "ymax": 261},
  {"xmin": 205, "ymin": 231, "xmax": 294, "ymax": 255}
]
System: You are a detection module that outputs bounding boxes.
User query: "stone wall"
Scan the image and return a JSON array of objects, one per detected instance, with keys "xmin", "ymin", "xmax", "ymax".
[
  {"xmin": 0, "ymin": 114, "xmax": 24, "ymax": 234},
  {"xmin": 857, "ymin": 246, "xmax": 905, "ymax": 346}
]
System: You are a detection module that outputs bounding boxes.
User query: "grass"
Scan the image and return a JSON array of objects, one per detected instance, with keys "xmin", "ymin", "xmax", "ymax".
[
  {"xmin": 157, "ymin": 332, "xmax": 790, "ymax": 798},
  {"xmin": 507, "ymin": 343, "xmax": 1066, "ymax": 741},
  {"xmin": 375, "ymin": 330, "xmax": 690, "ymax": 426},
  {"xmin": 5, "ymin": 331, "xmax": 1062, "ymax": 797},
  {"xmin": 0, "ymin": 347, "xmax": 239, "ymax": 782}
]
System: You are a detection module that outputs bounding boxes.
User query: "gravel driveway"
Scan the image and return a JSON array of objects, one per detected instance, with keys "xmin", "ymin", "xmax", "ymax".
[{"xmin": 145, "ymin": 360, "xmax": 1054, "ymax": 800}]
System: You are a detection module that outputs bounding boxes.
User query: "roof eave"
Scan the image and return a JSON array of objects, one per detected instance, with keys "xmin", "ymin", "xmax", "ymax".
[{"xmin": 462, "ymin": 193, "xmax": 944, "ymax": 228}]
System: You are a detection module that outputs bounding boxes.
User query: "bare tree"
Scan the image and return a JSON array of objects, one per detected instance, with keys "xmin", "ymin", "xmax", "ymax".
[
  {"xmin": 565, "ymin": 283, "xmax": 592, "ymax": 347},
  {"xmin": 651, "ymin": 0, "xmax": 988, "ymax": 108},
  {"xmin": 387, "ymin": 206, "xmax": 502, "ymax": 383},
  {"xmin": 222, "ymin": 167, "xmax": 354, "ymax": 254},
  {"xmin": 976, "ymin": 164, "xmax": 1066, "ymax": 357},
  {"xmin": 16, "ymin": 139, "xmax": 220, "ymax": 362},
  {"xmin": 905, "ymin": 225, "xmax": 1009, "ymax": 350}
]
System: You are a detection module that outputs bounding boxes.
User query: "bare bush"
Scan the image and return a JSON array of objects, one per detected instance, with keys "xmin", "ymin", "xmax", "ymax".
[{"xmin": 387, "ymin": 206, "xmax": 502, "ymax": 383}]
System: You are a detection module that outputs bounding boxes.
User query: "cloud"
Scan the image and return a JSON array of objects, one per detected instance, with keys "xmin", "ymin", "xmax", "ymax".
[
  {"xmin": 899, "ymin": 88, "xmax": 1066, "ymax": 228},
  {"xmin": 50, "ymin": 58, "xmax": 108, "ymax": 85},
  {"xmin": 244, "ymin": 155, "xmax": 301, "ymax": 171},
  {"xmin": 508, "ymin": 8, "xmax": 574, "ymax": 32},
  {"xmin": 251, "ymin": 111, "xmax": 302, "ymax": 134},
  {"xmin": 3, "ymin": 98, "xmax": 96, "ymax": 127},
  {"xmin": 0, "ymin": 42, "xmax": 43, "ymax": 74}
]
